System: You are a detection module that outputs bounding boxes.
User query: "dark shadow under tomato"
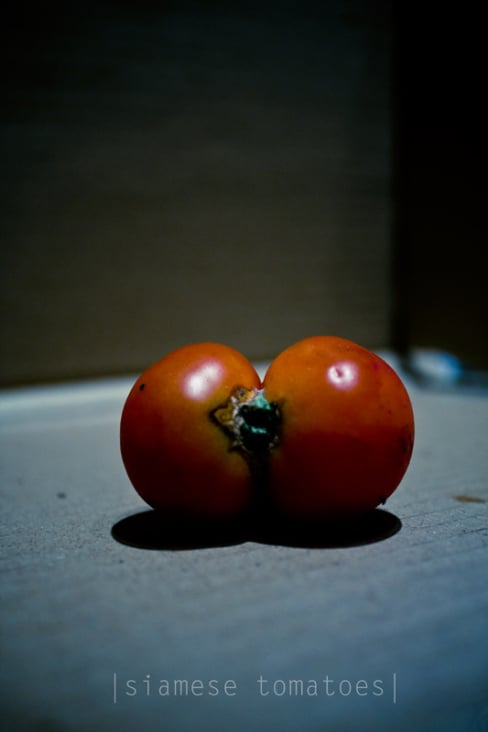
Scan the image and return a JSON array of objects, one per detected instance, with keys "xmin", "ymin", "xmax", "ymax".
[
  {"xmin": 111, "ymin": 510, "xmax": 248, "ymax": 550},
  {"xmin": 248, "ymin": 508, "xmax": 401, "ymax": 548},
  {"xmin": 111, "ymin": 508, "xmax": 401, "ymax": 551}
]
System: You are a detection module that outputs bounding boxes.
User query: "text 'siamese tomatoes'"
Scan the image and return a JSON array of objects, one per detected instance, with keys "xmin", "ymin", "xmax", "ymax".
[{"xmin": 120, "ymin": 337, "xmax": 414, "ymax": 520}]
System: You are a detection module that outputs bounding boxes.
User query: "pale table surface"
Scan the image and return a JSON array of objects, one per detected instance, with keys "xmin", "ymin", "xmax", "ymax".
[{"xmin": 1, "ymin": 361, "xmax": 487, "ymax": 732}]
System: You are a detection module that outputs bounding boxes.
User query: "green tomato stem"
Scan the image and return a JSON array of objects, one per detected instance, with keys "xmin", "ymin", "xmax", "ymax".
[{"xmin": 210, "ymin": 386, "xmax": 281, "ymax": 516}]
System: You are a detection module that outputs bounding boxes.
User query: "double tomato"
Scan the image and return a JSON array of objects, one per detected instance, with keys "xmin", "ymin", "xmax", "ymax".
[{"xmin": 120, "ymin": 337, "xmax": 414, "ymax": 520}]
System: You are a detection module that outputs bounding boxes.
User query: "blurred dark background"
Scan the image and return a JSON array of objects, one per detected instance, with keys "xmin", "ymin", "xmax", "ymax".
[
  {"xmin": 392, "ymin": 4, "xmax": 486, "ymax": 372},
  {"xmin": 1, "ymin": 1, "xmax": 486, "ymax": 386}
]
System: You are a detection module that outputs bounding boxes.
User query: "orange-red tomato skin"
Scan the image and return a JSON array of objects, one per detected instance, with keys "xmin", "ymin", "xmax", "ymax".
[
  {"xmin": 120, "ymin": 342, "xmax": 261, "ymax": 517},
  {"xmin": 263, "ymin": 336, "xmax": 414, "ymax": 517},
  {"xmin": 120, "ymin": 337, "xmax": 415, "ymax": 521}
]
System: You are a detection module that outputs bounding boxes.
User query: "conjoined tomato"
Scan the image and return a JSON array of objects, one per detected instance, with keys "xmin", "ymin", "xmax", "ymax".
[{"xmin": 120, "ymin": 337, "xmax": 414, "ymax": 520}]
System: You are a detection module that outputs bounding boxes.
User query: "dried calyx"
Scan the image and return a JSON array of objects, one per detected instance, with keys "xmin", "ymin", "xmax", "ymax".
[{"xmin": 211, "ymin": 387, "xmax": 281, "ymax": 458}]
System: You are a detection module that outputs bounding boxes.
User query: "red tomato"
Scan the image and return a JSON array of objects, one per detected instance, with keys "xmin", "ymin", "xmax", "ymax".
[
  {"xmin": 120, "ymin": 342, "xmax": 261, "ymax": 517},
  {"xmin": 120, "ymin": 336, "xmax": 414, "ymax": 521},
  {"xmin": 262, "ymin": 336, "xmax": 414, "ymax": 518}
]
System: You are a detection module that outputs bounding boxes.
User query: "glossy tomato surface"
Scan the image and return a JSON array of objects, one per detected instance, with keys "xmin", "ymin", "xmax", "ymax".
[
  {"xmin": 263, "ymin": 336, "xmax": 414, "ymax": 518},
  {"xmin": 120, "ymin": 343, "xmax": 261, "ymax": 517}
]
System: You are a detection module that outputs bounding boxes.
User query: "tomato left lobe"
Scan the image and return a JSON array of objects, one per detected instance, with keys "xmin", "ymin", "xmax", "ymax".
[{"xmin": 120, "ymin": 343, "xmax": 261, "ymax": 518}]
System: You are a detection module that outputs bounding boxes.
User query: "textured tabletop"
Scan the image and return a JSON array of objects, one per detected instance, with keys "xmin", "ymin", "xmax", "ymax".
[{"xmin": 1, "ymin": 363, "xmax": 487, "ymax": 732}]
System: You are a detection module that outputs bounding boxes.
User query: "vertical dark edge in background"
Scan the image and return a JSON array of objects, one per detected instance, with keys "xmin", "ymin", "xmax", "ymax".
[
  {"xmin": 389, "ymin": 3, "xmax": 410, "ymax": 360},
  {"xmin": 390, "ymin": 6, "xmax": 487, "ymax": 376}
]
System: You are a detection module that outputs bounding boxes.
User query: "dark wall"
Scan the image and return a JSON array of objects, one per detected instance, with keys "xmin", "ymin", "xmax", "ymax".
[
  {"xmin": 392, "ymin": 5, "xmax": 487, "ymax": 369},
  {"xmin": 1, "ymin": 2, "xmax": 394, "ymax": 385}
]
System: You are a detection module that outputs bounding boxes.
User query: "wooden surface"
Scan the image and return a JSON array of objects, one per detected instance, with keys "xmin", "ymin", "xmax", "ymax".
[
  {"xmin": 1, "ymin": 3, "xmax": 392, "ymax": 386},
  {"xmin": 1, "ymin": 360, "xmax": 487, "ymax": 731}
]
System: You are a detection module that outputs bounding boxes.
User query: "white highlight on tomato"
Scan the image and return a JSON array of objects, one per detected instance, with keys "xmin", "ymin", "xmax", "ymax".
[
  {"xmin": 183, "ymin": 361, "xmax": 224, "ymax": 401},
  {"xmin": 327, "ymin": 361, "xmax": 359, "ymax": 390}
]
